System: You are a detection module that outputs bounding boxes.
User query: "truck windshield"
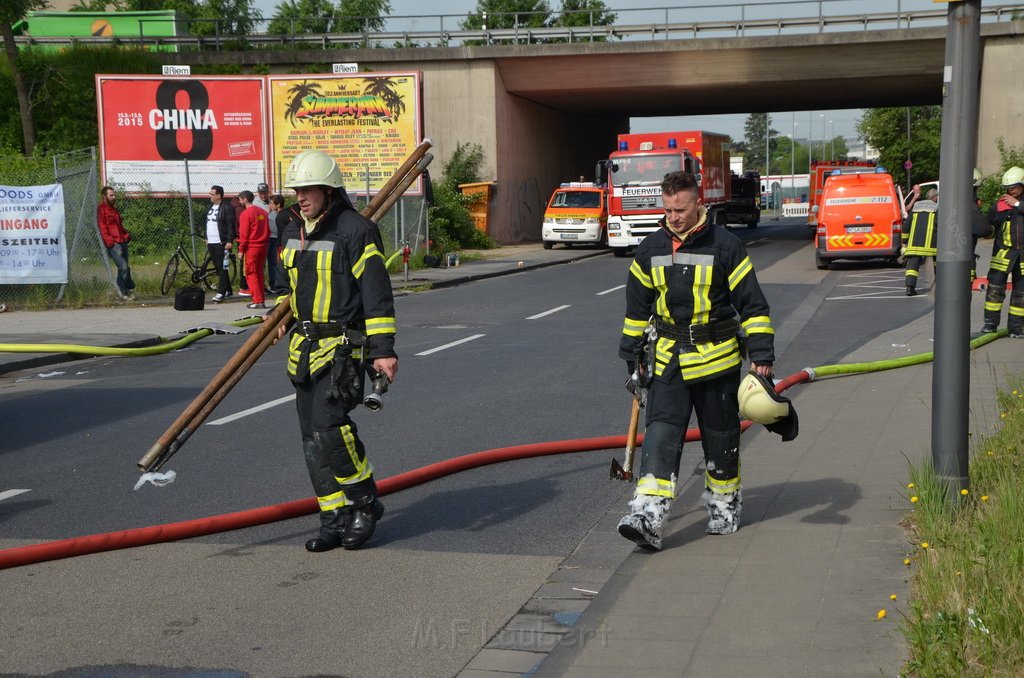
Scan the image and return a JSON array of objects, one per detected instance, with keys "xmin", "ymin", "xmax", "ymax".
[
  {"xmin": 552, "ymin": 191, "xmax": 601, "ymax": 208},
  {"xmin": 611, "ymin": 154, "xmax": 681, "ymax": 186}
]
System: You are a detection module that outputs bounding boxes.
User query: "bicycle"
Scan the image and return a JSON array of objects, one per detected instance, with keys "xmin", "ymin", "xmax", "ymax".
[{"xmin": 160, "ymin": 232, "xmax": 238, "ymax": 296}]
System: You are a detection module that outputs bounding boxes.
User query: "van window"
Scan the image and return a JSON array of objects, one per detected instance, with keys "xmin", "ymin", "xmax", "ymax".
[{"xmin": 552, "ymin": 191, "xmax": 601, "ymax": 209}]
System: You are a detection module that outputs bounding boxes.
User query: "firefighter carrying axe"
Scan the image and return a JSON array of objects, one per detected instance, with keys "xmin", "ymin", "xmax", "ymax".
[{"xmin": 610, "ymin": 392, "xmax": 640, "ymax": 481}]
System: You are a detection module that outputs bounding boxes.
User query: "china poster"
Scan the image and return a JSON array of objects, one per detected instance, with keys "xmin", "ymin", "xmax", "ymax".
[{"xmin": 96, "ymin": 75, "xmax": 268, "ymax": 195}]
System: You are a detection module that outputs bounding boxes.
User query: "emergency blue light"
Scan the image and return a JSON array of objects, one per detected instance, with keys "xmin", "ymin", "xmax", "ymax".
[
  {"xmin": 668, "ymin": 139, "xmax": 677, "ymax": 149},
  {"xmin": 875, "ymin": 167, "xmax": 887, "ymax": 173},
  {"xmin": 619, "ymin": 141, "xmax": 628, "ymax": 151},
  {"xmin": 831, "ymin": 169, "xmax": 842, "ymax": 175}
]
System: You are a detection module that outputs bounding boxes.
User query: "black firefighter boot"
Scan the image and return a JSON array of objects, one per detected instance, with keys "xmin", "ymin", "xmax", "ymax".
[
  {"xmin": 341, "ymin": 481, "xmax": 384, "ymax": 550},
  {"xmin": 305, "ymin": 508, "xmax": 348, "ymax": 553}
]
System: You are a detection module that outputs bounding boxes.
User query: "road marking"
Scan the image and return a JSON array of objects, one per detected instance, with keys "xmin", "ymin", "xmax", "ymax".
[
  {"xmin": 597, "ymin": 284, "xmax": 625, "ymax": 296},
  {"xmin": 207, "ymin": 394, "xmax": 296, "ymax": 426},
  {"xmin": 415, "ymin": 333, "xmax": 486, "ymax": 356},
  {"xmin": 526, "ymin": 305, "xmax": 571, "ymax": 320},
  {"xmin": 827, "ymin": 291, "xmax": 923, "ymax": 300},
  {"xmin": 0, "ymin": 489, "xmax": 31, "ymax": 502}
]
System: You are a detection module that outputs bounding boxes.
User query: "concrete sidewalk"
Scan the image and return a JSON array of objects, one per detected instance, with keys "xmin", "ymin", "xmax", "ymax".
[
  {"xmin": 2, "ymin": 244, "xmax": 1020, "ymax": 677},
  {"xmin": 526, "ymin": 283, "xmax": 1021, "ymax": 678}
]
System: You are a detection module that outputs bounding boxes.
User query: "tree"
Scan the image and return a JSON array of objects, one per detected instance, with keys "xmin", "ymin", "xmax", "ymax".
[
  {"xmin": 740, "ymin": 113, "xmax": 778, "ymax": 176},
  {"xmin": 551, "ymin": 0, "xmax": 615, "ymax": 28},
  {"xmin": 1, "ymin": 0, "xmax": 48, "ymax": 155},
  {"xmin": 267, "ymin": 0, "xmax": 389, "ymax": 35},
  {"xmin": 268, "ymin": 0, "xmax": 342, "ymax": 34},
  {"xmin": 857, "ymin": 106, "xmax": 941, "ymax": 191},
  {"xmin": 461, "ymin": 0, "xmax": 552, "ymax": 31}
]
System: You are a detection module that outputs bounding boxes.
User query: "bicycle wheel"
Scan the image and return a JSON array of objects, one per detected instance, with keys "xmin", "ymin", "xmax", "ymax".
[
  {"xmin": 160, "ymin": 252, "xmax": 181, "ymax": 295},
  {"xmin": 197, "ymin": 255, "xmax": 219, "ymax": 291}
]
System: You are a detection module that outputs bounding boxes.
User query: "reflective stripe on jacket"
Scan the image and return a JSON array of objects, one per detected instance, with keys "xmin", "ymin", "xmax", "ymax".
[
  {"xmin": 902, "ymin": 203, "xmax": 938, "ymax": 257},
  {"xmin": 619, "ymin": 217, "xmax": 775, "ymax": 383},
  {"xmin": 279, "ymin": 194, "xmax": 396, "ymax": 382}
]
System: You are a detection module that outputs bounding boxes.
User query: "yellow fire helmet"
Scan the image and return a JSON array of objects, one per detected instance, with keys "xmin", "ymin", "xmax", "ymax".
[{"xmin": 738, "ymin": 371, "xmax": 799, "ymax": 441}]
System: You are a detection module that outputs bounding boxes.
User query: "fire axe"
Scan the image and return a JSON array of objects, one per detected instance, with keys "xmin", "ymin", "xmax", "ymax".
[{"xmin": 610, "ymin": 393, "xmax": 640, "ymax": 481}]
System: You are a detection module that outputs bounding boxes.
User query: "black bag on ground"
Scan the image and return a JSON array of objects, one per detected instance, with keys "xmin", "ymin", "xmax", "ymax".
[{"xmin": 174, "ymin": 286, "xmax": 205, "ymax": 311}]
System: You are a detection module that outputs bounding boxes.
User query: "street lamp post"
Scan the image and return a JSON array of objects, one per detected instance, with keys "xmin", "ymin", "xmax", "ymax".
[
  {"xmin": 765, "ymin": 113, "xmax": 770, "ymax": 178},
  {"xmin": 792, "ymin": 117, "xmax": 798, "ymax": 203},
  {"xmin": 819, "ymin": 113, "xmax": 826, "ymax": 163},
  {"xmin": 828, "ymin": 119, "xmax": 834, "ymax": 160}
]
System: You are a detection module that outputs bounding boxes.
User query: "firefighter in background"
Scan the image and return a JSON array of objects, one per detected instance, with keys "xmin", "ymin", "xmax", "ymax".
[
  {"xmin": 617, "ymin": 171, "xmax": 777, "ymax": 550},
  {"xmin": 902, "ymin": 187, "xmax": 939, "ymax": 297},
  {"xmin": 981, "ymin": 167, "xmax": 1024, "ymax": 336},
  {"xmin": 970, "ymin": 168, "xmax": 992, "ymax": 283},
  {"xmin": 272, "ymin": 150, "xmax": 398, "ymax": 552}
]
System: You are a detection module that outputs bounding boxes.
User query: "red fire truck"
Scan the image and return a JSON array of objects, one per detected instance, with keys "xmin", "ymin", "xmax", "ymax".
[
  {"xmin": 807, "ymin": 160, "xmax": 876, "ymax": 228},
  {"xmin": 605, "ymin": 131, "xmax": 731, "ymax": 257}
]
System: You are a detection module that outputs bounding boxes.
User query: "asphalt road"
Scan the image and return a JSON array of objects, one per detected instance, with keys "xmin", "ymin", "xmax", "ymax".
[{"xmin": 0, "ymin": 217, "xmax": 933, "ymax": 677}]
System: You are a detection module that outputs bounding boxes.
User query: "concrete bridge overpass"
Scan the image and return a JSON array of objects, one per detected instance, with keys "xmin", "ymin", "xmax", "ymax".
[{"xmin": 185, "ymin": 21, "xmax": 1023, "ymax": 243}]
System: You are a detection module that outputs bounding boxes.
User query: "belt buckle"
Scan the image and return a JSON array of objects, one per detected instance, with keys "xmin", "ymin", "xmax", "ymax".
[
  {"xmin": 688, "ymin": 324, "xmax": 700, "ymax": 345},
  {"xmin": 300, "ymin": 320, "xmax": 315, "ymax": 337}
]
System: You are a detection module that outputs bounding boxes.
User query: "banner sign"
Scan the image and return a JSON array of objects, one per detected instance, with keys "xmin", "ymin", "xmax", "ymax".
[
  {"xmin": 268, "ymin": 72, "xmax": 422, "ymax": 195},
  {"xmin": 0, "ymin": 184, "xmax": 67, "ymax": 284},
  {"xmin": 96, "ymin": 75, "xmax": 267, "ymax": 196}
]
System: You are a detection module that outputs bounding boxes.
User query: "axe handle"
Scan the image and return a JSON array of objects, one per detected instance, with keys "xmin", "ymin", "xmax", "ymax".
[{"xmin": 624, "ymin": 396, "xmax": 641, "ymax": 474}]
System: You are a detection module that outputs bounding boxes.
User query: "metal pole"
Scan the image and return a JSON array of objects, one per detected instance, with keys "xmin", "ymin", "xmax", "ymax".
[
  {"xmin": 184, "ymin": 158, "xmax": 197, "ymax": 262},
  {"xmin": 906, "ymin": 106, "xmax": 912, "ymax": 192},
  {"xmin": 764, "ymin": 113, "xmax": 770, "ymax": 178},
  {"xmin": 932, "ymin": 0, "xmax": 980, "ymax": 504}
]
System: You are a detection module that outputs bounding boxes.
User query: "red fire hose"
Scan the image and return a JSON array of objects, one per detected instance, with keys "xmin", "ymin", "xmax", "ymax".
[{"xmin": 0, "ymin": 373, "xmax": 810, "ymax": 571}]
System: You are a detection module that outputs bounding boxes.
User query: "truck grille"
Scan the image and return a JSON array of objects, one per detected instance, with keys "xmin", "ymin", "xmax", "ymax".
[{"xmin": 621, "ymin": 195, "xmax": 663, "ymax": 210}]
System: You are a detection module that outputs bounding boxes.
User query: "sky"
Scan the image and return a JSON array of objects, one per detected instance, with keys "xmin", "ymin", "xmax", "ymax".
[{"xmin": 245, "ymin": 0, "xmax": 976, "ymax": 144}]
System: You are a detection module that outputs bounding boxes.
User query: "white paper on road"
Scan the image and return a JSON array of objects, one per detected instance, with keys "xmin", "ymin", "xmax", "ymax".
[{"xmin": 133, "ymin": 470, "xmax": 177, "ymax": 491}]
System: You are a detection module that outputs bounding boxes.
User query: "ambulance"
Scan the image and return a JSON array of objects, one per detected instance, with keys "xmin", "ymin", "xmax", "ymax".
[
  {"xmin": 814, "ymin": 168, "xmax": 904, "ymax": 270},
  {"xmin": 541, "ymin": 182, "xmax": 608, "ymax": 249}
]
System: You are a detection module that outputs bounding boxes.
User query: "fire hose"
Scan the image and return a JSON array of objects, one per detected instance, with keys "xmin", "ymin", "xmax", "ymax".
[{"xmin": 0, "ymin": 328, "xmax": 1007, "ymax": 571}]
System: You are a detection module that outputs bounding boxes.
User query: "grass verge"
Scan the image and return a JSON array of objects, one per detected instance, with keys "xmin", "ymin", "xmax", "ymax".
[{"xmin": 901, "ymin": 378, "xmax": 1024, "ymax": 676}]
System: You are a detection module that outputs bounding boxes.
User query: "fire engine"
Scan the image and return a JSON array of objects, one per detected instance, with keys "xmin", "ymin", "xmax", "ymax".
[{"xmin": 605, "ymin": 131, "xmax": 731, "ymax": 257}]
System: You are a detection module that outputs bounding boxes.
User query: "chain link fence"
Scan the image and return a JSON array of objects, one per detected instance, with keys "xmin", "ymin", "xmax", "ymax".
[{"xmin": 0, "ymin": 148, "xmax": 429, "ymax": 310}]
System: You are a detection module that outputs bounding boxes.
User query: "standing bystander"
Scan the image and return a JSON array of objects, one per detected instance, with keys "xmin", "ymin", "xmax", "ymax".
[
  {"xmin": 96, "ymin": 186, "xmax": 135, "ymax": 300},
  {"xmin": 207, "ymin": 185, "xmax": 237, "ymax": 303},
  {"xmin": 237, "ymin": 190, "xmax": 270, "ymax": 309}
]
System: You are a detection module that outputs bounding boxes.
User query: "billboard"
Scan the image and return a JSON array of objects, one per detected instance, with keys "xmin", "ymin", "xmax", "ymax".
[
  {"xmin": 0, "ymin": 184, "xmax": 67, "ymax": 285},
  {"xmin": 267, "ymin": 72, "xmax": 422, "ymax": 195},
  {"xmin": 96, "ymin": 75, "xmax": 268, "ymax": 196}
]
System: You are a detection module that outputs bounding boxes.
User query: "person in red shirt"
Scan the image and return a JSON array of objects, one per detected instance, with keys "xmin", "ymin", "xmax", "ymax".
[
  {"xmin": 96, "ymin": 186, "xmax": 135, "ymax": 300},
  {"xmin": 237, "ymin": 190, "xmax": 270, "ymax": 308}
]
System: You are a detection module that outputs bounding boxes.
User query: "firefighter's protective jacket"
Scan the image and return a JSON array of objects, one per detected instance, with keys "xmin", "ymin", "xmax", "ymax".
[
  {"xmin": 987, "ymin": 200, "xmax": 1024, "ymax": 273},
  {"xmin": 902, "ymin": 199, "xmax": 938, "ymax": 257},
  {"xmin": 278, "ymin": 192, "xmax": 396, "ymax": 382},
  {"xmin": 619, "ymin": 211, "xmax": 775, "ymax": 383}
]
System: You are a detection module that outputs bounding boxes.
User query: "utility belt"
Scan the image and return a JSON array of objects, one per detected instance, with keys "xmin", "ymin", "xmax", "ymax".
[
  {"xmin": 294, "ymin": 320, "xmax": 365, "ymax": 345},
  {"xmin": 653, "ymin": 317, "xmax": 739, "ymax": 346}
]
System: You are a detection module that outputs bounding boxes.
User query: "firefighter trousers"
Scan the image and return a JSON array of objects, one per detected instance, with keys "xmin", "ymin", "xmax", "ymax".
[
  {"xmin": 904, "ymin": 255, "xmax": 934, "ymax": 290},
  {"xmin": 984, "ymin": 251, "xmax": 1024, "ymax": 333},
  {"xmin": 294, "ymin": 363, "xmax": 377, "ymax": 515},
  {"xmin": 637, "ymin": 367, "xmax": 741, "ymax": 500}
]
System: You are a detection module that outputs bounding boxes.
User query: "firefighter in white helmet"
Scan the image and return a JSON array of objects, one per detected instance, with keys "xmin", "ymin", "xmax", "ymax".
[
  {"xmin": 271, "ymin": 150, "xmax": 397, "ymax": 551},
  {"xmin": 616, "ymin": 171, "xmax": 778, "ymax": 551},
  {"xmin": 970, "ymin": 168, "xmax": 992, "ymax": 283},
  {"xmin": 981, "ymin": 166, "xmax": 1024, "ymax": 336}
]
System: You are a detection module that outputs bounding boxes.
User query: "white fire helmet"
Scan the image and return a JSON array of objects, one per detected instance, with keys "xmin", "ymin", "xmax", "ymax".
[
  {"xmin": 1001, "ymin": 166, "xmax": 1024, "ymax": 188},
  {"xmin": 738, "ymin": 371, "xmax": 799, "ymax": 441}
]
